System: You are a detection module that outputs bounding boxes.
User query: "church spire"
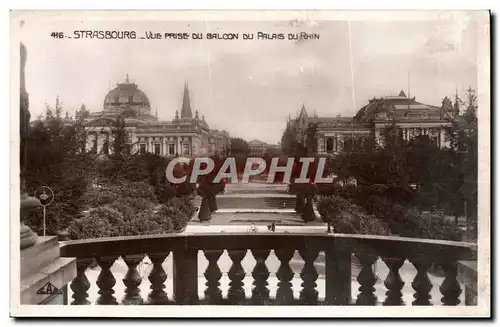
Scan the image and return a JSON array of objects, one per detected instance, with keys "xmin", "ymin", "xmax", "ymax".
[
  {"xmin": 181, "ymin": 82, "xmax": 193, "ymax": 119},
  {"xmin": 453, "ymin": 86, "xmax": 460, "ymax": 116}
]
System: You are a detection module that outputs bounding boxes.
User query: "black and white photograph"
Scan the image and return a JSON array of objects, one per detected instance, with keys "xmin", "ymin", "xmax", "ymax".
[{"xmin": 10, "ymin": 10, "xmax": 490, "ymax": 317}]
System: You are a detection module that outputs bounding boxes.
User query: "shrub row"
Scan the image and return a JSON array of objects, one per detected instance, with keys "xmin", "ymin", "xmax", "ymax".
[{"xmin": 316, "ymin": 193, "xmax": 462, "ymax": 241}]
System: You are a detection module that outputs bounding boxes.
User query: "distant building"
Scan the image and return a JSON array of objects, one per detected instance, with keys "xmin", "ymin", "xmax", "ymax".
[
  {"xmin": 288, "ymin": 90, "xmax": 457, "ymax": 155},
  {"xmin": 248, "ymin": 139, "xmax": 269, "ymax": 156},
  {"xmin": 75, "ymin": 75, "xmax": 230, "ymax": 157},
  {"xmin": 247, "ymin": 139, "xmax": 282, "ymax": 157}
]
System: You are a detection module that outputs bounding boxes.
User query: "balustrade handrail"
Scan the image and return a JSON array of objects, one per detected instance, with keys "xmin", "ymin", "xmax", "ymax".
[
  {"xmin": 60, "ymin": 232, "xmax": 477, "ymax": 261},
  {"xmin": 60, "ymin": 232, "xmax": 478, "ymax": 306}
]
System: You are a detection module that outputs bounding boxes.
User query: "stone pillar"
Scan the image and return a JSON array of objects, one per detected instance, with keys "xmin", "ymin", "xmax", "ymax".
[
  {"xmin": 128, "ymin": 129, "xmax": 137, "ymax": 153},
  {"xmin": 19, "ymin": 42, "xmax": 41, "ymax": 250},
  {"xmin": 96, "ymin": 132, "xmax": 102, "ymax": 153},
  {"xmin": 317, "ymin": 137, "xmax": 324, "ymax": 154},
  {"xmin": 375, "ymin": 128, "xmax": 382, "ymax": 145},
  {"xmin": 191, "ymin": 137, "xmax": 196, "ymax": 156}
]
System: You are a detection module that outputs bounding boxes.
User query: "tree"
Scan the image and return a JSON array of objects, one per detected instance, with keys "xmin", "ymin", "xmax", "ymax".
[
  {"xmin": 280, "ymin": 121, "xmax": 305, "ymax": 156},
  {"xmin": 444, "ymin": 87, "xmax": 478, "ymax": 232},
  {"xmin": 305, "ymin": 122, "xmax": 319, "ymax": 155},
  {"xmin": 230, "ymin": 137, "xmax": 251, "ymax": 155},
  {"xmin": 111, "ymin": 115, "xmax": 131, "ymax": 159},
  {"xmin": 25, "ymin": 99, "xmax": 94, "ymax": 234}
]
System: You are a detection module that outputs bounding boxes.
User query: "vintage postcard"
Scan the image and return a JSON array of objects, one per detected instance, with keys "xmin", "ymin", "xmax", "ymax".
[{"xmin": 10, "ymin": 10, "xmax": 490, "ymax": 317}]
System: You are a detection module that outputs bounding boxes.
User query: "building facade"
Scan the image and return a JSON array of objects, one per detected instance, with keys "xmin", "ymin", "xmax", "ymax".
[
  {"xmin": 288, "ymin": 90, "xmax": 457, "ymax": 155},
  {"xmin": 248, "ymin": 139, "xmax": 269, "ymax": 156},
  {"xmin": 248, "ymin": 139, "xmax": 282, "ymax": 157},
  {"xmin": 76, "ymin": 75, "xmax": 230, "ymax": 157}
]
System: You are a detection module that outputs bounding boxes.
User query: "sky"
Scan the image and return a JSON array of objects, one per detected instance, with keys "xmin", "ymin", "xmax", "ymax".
[{"xmin": 17, "ymin": 11, "xmax": 481, "ymax": 144}]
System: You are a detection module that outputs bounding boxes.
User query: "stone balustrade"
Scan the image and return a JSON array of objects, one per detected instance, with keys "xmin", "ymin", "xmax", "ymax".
[{"xmin": 60, "ymin": 232, "xmax": 477, "ymax": 306}]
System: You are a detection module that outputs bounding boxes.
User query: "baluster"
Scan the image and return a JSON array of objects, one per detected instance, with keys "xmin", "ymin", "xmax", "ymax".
[
  {"xmin": 410, "ymin": 258, "xmax": 433, "ymax": 305},
  {"xmin": 355, "ymin": 252, "xmax": 378, "ymax": 305},
  {"xmin": 458, "ymin": 261, "xmax": 478, "ymax": 306},
  {"xmin": 70, "ymin": 258, "xmax": 93, "ymax": 305},
  {"xmin": 203, "ymin": 250, "xmax": 224, "ymax": 304},
  {"xmin": 275, "ymin": 249, "xmax": 295, "ymax": 305},
  {"xmin": 251, "ymin": 249, "xmax": 271, "ymax": 305},
  {"xmin": 120, "ymin": 254, "xmax": 144, "ymax": 305},
  {"xmin": 96, "ymin": 256, "xmax": 118, "ymax": 305},
  {"xmin": 227, "ymin": 250, "xmax": 247, "ymax": 305},
  {"xmin": 382, "ymin": 257, "xmax": 405, "ymax": 305},
  {"xmin": 147, "ymin": 252, "xmax": 170, "ymax": 305},
  {"xmin": 298, "ymin": 248, "xmax": 319, "ymax": 305},
  {"xmin": 439, "ymin": 262, "xmax": 462, "ymax": 305}
]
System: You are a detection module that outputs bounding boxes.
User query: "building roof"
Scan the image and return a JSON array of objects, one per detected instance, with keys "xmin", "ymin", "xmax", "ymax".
[
  {"xmin": 181, "ymin": 82, "xmax": 193, "ymax": 119},
  {"xmin": 103, "ymin": 75, "xmax": 151, "ymax": 113},
  {"xmin": 354, "ymin": 90, "xmax": 442, "ymax": 123},
  {"xmin": 310, "ymin": 116, "xmax": 353, "ymax": 126},
  {"xmin": 248, "ymin": 139, "xmax": 268, "ymax": 146}
]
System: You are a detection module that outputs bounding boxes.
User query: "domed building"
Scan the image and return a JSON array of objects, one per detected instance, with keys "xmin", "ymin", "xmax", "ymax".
[
  {"xmin": 76, "ymin": 75, "xmax": 230, "ymax": 157},
  {"xmin": 287, "ymin": 90, "xmax": 456, "ymax": 155}
]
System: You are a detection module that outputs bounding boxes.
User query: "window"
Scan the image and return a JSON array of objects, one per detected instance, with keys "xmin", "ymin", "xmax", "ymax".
[
  {"xmin": 154, "ymin": 143, "xmax": 161, "ymax": 155},
  {"xmin": 326, "ymin": 138, "xmax": 334, "ymax": 152},
  {"xmin": 140, "ymin": 144, "xmax": 146, "ymax": 155},
  {"xmin": 91, "ymin": 139, "xmax": 97, "ymax": 154},
  {"xmin": 114, "ymin": 95, "xmax": 119, "ymax": 103},
  {"xmin": 183, "ymin": 143, "xmax": 189, "ymax": 155},
  {"xmin": 129, "ymin": 95, "xmax": 133, "ymax": 103},
  {"xmin": 168, "ymin": 144, "xmax": 175, "ymax": 155}
]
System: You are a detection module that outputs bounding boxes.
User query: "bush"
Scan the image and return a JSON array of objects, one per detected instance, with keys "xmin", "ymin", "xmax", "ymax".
[
  {"xmin": 362, "ymin": 195, "xmax": 462, "ymax": 240},
  {"xmin": 316, "ymin": 195, "xmax": 349, "ymax": 224},
  {"xmin": 80, "ymin": 189, "xmax": 119, "ymax": 208},
  {"xmin": 69, "ymin": 176, "xmax": 197, "ymax": 239},
  {"xmin": 316, "ymin": 183, "xmax": 361, "ymax": 201},
  {"xmin": 68, "ymin": 206, "xmax": 124, "ymax": 239},
  {"xmin": 316, "ymin": 195, "xmax": 391, "ymax": 235},
  {"xmin": 123, "ymin": 196, "xmax": 155, "ymax": 212},
  {"xmin": 155, "ymin": 204, "xmax": 189, "ymax": 232},
  {"xmin": 107, "ymin": 200, "xmax": 136, "ymax": 220},
  {"xmin": 68, "ymin": 215, "xmax": 114, "ymax": 240},
  {"xmin": 120, "ymin": 209, "xmax": 165, "ymax": 236},
  {"xmin": 412, "ymin": 210, "xmax": 462, "ymax": 241},
  {"xmin": 106, "ymin": 181, "xmax": 157, "ymax": 201}
]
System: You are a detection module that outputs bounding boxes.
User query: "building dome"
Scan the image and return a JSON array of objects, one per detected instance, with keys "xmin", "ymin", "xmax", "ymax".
[{"xmin": 103, "ymin": 75, "xmax": 151, "ymax": 113}]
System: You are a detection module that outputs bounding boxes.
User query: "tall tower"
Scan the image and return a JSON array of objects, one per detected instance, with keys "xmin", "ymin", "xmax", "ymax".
[
  {"xmin": 453, "ymin": 87, "xmax": 461, "ymax": 116},
  {"xmin": 181, "ymin": 82, "xmax": 193, "ymax": 119}
]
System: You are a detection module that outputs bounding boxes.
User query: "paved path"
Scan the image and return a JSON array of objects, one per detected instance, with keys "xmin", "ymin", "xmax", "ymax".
[
  {"xmin": 223, "ymin": 182, "xmax": 289, "ymax": 194},
  {"xmin": 188, "ymin": 212, "xmax": 324, "ymax": 226}
]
